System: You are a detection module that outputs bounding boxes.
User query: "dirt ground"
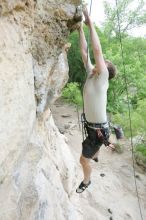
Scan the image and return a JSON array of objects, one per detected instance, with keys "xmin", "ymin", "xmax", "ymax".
[{"xmin": 51, "ymin": 99, "xmax": 146, "ymax": 220}]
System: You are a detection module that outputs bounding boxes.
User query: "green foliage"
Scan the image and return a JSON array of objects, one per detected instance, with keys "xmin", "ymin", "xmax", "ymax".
[
  {"xmin": 104, "ymin": 35, "xmax": 146, "ymax": 113},
  {"xmin": 112, "ymin": 99, "xmax": 146, "ymax": 138},
  {"xmin": 62, "ymin": 82, "xmax": 83, "ymax": 107},
  {"xmin": 135, "ymin": 144, "xmax": 146, "ymax": 157},
  {"xmin": 135, "ymin": 146, "xmax": 146, "ymax": 169},
  {"xmin": 135, "ymin": 143, "xmax": 146, "ymax": 168},
  {"xmin": 103, "ymin": 0, "xmax": 146, "ymax": 37}
]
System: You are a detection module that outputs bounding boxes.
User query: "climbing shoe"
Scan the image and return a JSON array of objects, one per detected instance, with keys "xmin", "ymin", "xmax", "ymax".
[{"xmin": 76, "ymin": 180, "xmax": 91, "ymax": 193}]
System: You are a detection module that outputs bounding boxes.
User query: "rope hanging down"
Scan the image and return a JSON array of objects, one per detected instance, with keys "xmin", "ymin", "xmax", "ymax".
[{"xmin": 115, "ymin": 0, "xmax": 144, "ymax": 219}]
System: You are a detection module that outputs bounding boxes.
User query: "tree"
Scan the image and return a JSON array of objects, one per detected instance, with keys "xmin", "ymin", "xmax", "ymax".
[{"xmin": 103, "ymin": 0, "xmax": 146, "ymax": 37}]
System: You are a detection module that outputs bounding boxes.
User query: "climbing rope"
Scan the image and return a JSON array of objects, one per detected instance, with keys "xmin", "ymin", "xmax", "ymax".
[{"xmin": 115, "ymin": 0, "xmax": 144, "ymax": 219}]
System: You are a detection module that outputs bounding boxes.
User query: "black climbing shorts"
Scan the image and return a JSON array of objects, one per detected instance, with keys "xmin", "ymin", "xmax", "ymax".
[{"xmin": 82, "ymin": 125, "xmax": 110, "ymax": 159}]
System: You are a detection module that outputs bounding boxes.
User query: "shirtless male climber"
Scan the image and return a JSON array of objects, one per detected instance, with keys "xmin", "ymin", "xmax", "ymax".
[{"xmin": 76, "ymin": 9, "xmax": 117, "ymax": 193}]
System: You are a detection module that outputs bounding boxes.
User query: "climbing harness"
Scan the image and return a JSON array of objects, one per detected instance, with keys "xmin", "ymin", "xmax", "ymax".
[
  {"xmin": 115, "ymin": 0, "xmax": 144, "ymax": 219},
  {"xmin": 81, "ymin": 113, "xmax": 111, "ymax": 147}
]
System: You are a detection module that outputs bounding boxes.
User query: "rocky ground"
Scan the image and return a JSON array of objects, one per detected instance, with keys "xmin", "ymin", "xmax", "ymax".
[{"xmin": 51, "ymin": 99, "xmax": 146, "ymax": 220}]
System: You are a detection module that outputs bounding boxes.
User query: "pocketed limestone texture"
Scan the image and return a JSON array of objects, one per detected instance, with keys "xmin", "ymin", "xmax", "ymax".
[{"xmin": 0, "ymin": 1, "xmax": 82, "ymax": 219}]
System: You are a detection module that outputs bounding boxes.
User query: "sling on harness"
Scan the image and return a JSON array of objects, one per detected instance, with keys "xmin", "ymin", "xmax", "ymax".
[{"xmin": 81, "ymin": 113, "xmax": 111, "ymax": 147}]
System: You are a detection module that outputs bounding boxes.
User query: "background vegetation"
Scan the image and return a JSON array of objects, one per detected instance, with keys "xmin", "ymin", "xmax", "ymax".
[{"xmin": 62, "ymin": 0, "xmax": 146, "ymax": 158}]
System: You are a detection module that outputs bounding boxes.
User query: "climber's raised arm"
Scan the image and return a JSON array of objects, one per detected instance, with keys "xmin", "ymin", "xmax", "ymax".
[
  {"xmin": 83, "ymin": 9, "xmax": 107, "ymax": 74},
  {"xmin": 78, "ymin": 24, "xmax": 93, "ymax": 72}
]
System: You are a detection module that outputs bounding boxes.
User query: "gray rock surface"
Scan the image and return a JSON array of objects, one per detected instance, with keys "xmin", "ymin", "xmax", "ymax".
[{"xmin": 0, "ymin": 1, "xmax": 82, "ymax": 219}]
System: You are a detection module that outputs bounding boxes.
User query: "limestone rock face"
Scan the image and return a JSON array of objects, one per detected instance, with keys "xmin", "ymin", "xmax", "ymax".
[{"xmin": 0, "ymin": 1, "xmax": 81, "ymax": 219}]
